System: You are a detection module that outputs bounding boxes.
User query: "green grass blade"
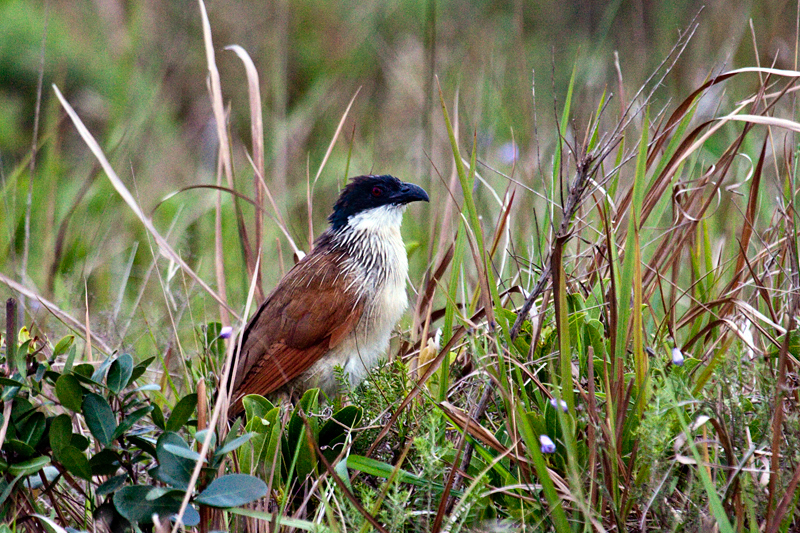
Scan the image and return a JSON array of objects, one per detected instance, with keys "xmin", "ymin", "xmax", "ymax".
[
  {"xmin": 666, "ymin": 380, "xmax": 735, "ymax": 532},
  {"xmin": 617, "ymin": 107, "xmax": 649, "ymax": 405},
  {"xmin": 515, "ymin": 403, "xmax": 572, "ymax": 532}
]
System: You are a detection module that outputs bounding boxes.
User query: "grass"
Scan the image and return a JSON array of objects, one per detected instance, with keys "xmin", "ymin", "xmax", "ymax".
[{"xmin": 2, "ymin": 0, "xmax": 800, "ymax": 531}]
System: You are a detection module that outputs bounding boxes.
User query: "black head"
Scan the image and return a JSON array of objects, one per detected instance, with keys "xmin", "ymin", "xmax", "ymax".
[{"xmin": 328, "ymin": 175, "xmax": 429, "ymax": 231}]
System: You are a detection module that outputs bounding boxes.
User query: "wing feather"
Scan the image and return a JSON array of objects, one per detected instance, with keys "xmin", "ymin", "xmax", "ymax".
[{"xmin": 228, "ymin": 249, "xmax": 363, "ymax": 415}]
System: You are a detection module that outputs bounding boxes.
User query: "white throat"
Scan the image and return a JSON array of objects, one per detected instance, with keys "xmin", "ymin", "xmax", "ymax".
[
  {"xmin": 332, "ymin": 203, "xmax": 409, "ymax": 291},
  {"xmin": 346, "ymin": 204, "xmax": 406, "ymax": 232}
]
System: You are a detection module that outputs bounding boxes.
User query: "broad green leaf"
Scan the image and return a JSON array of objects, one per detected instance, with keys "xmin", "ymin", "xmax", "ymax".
[
  {"xmin": 8, "ymin": 456, "xmax": 50, "ymax": 476},
  {"xmin": 262, "ymin": 408, "xmax": 283, "ymax": 479},
  {"xmin": 19, "ymin": 412, "xmax": 46, "ymax": 448},
  {"xmin": 194, "ymin": 429, "xmax": 217, "ymax": 451},
  {"xmin": 113, "ymin": 486, "xmax": 199, "ymax": 526},
  {"xmin": 239, "ymin": 431, "xmax": 265, "ymax": 476},
  {"xmin": 82, "ymin": 393, "xmax": 117, "ymax": 448},
  {"xmin": 129, "ymin": 356, "xmax": 155, "ymax": 383},
  {"xmin": 212, "ymin": 418, "xmax": 245, "ymax": 462},
  {"xmin": 96, "ymin": 474, "xmax": 127, "ymax": 496},
  {"xmin": 52, "ymin": 335, "xmax": 74, "ymax": 358},
  {"xmin": 151, "ymin": 403, "xmax": 165, "ymax": 430},
  {"xmin": 145, "ymin": 487, "xmax": 185, "ymax": 501},
  {"xmin": 11, "ymin": 397, "xmax": 36, "ymax": 422},
  {"xmin": 3, "ymin": 440, "xmax": 36, "ymax": 458},
  {"xmin": 166, "ymin": 393, "xmax": 197, "ymax": 432},
  {"xmin": 70, "ymin": 433, "xmax": 90, "ymax": 451},
  {"xmin": 194, "ymin": 474, "xmax": 267, "ymax": 508},
  {"xmin": 49, "ymin": 414, "xmax": 73, "ymax": 457},
  {"xmin": 63, "ymin": 345, "xmax": 77, "ymax": 374},
  {"xmin": 0, "ymin": 473, "xmax": 25, "ymax": 507},
  {"xmin": 181, "ymin": 503, "xmax": 201, "ymax": 526},
  {"xmin": 21, "ymin": 467, "xmax": 59, "ymax": 491},
  {"xmin": 284, "ymin": 389, "xmax": 320, "ymax": 481},
  {"xmin": 243, "ymin": 394, "xmax": 274, "ymax": 421},
  {"xmin": 334, "ymin": 457, "xmax": 352, "ymax": 491},
  {"xmin": 59, "ymin": 446, "xmax": 92, "ymax": 480},
  {"xmin": 55, "ymin": 374, "xmax": 84, "ymax": 412},
  {"xmin": 91, "ymin": 355, "xmax": 115, "ymax": 383},
  {"xmin": 319, "ymin": 405, "xmax": 361, "ymax": 448},
  {"xmin": 214, "ymin": 432, "xmax": 254, "ymax": 458},
  {"xmin": 111, "ymin": 405, "xmax": 154, "ymax": 441},
  {"xmin": 0, "ymin": 383, "xmax": 21, "ymax": 402},
  {"xmin": 90, "ymin": 449, "xmax": 122, "ymax": 476},
  {"xmin": 127, "ymin": 436, "xmax": 157, "ymax": 458},
  {"xmin": 72, "ymin": 363, "xmax": 95, "ymax": 381},
  {"xmin": 14, "ymin": 340, "xmax": 31, "ymax": 376},
  {"xmin": 155, "ymin": 432, "xmax": 194, "ymax": 489},
  {"xmin": 240, "ymin": 407, "xmax": 281, "ymax": 477},
  {"xmin": 107, "ymin": 354, "xmax": 134, "ymax": 394},
  {"xmin": 162, "ymin": 443, "xmax": 204, "ymax": 462},
  {"xmin": 33, "ymin": 363, "xmax": 46, "ymax": 383}
]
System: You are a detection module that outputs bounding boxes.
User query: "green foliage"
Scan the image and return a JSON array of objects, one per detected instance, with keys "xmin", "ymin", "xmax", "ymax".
[
  {"xmin": 194, "ymin": 474, "xmax": 269, "ymax": 508},
  {"xmin": 114, "ymin": 485, "xmax": 200, "ymax": 527},
  {"xmin": 238, "ymin": 394, "xmax": 282, "ymax": 478},
  {"xmin": 239, "ymin": 389, "xmax": 363, "ymax": 487},
  {"xmin": 0, "ymin": 326, "xmax": 267, "ymax": 529}
]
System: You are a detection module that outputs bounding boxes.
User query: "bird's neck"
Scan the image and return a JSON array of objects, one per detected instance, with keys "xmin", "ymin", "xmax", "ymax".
[{"xmin": 323, "ymin": 204, "xmax": 409, "ymax": 288}]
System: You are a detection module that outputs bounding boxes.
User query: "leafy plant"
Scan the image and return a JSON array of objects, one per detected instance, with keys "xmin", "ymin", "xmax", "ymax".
[
  {"xmin": 239, "ymin": 388, "xmax": 362, "ymax": 486},
  {"xmin": 0, "ymin": 311, "xmax": 266, "ymax": 530}
]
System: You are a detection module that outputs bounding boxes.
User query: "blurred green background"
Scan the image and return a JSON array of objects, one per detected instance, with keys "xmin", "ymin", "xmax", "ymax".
[{"xmin": 0, "ymin": 0, "xmax": 796, "ymax": 354}]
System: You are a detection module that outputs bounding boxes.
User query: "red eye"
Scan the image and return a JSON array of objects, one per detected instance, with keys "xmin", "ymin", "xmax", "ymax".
[{"xmin": 371, "ymin": 186, "xmax": 383, "ymax": 197}]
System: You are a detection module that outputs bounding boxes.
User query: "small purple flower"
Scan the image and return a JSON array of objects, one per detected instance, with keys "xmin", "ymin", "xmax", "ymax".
[
  {"xmin": 549, "ymin": 398, "xmax": 568, "ymax": 412},
  {"xmin": 671, "ymin": 347, "xmax": 684, "ymax": 366},
  {"xmin": 539, "ymin": 435, "xmax": 556, "ymax": 454},
  {"xmin": 498, "ymin": 141, "xmax": 520, "ymax": 165},
  {"xmin": 219, "ymin": 326, "xmax": 233, "ymax": 339}
]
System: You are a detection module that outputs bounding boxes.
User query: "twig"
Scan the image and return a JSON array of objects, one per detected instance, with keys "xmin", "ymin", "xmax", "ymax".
[{"xmin": 509, "ymin": 151, "xmax": 602, "ymax": 340}]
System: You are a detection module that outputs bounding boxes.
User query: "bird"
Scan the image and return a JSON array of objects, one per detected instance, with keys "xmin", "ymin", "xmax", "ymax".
[{"xmin": 227, "ymin": 174, "xmax": 429, "ymax": 417}]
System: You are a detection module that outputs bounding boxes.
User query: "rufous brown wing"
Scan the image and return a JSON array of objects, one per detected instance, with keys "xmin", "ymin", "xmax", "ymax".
[{"xmin": 228, "ymin": 249, "xmax": 364, "ymax": 416}]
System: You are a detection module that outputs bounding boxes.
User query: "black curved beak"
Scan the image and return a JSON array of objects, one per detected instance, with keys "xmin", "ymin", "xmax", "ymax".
[{"xmin": 394, "ymin": 182, "xmax": 429, "ymax": 205}]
